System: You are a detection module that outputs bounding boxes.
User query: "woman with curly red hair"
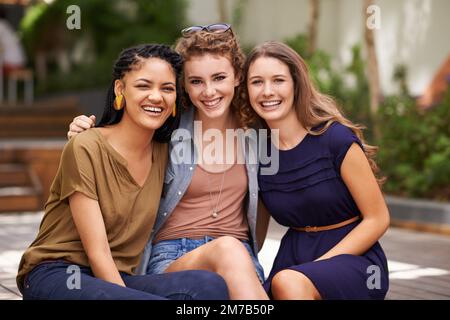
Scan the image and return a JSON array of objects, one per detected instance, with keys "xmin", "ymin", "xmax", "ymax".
[{"xmin": 68, "ymin": 24, "xmax": 269, "ymax": 300}]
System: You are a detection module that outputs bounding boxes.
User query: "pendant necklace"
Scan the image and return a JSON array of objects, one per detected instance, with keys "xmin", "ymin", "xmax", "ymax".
[{"xmin": 206, "ymin": 170, "xmax": 226, "ymax": 218}]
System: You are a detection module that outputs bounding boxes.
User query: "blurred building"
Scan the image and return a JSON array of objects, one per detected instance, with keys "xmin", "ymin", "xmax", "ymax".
[
  {"xmin": 0, "ymin": 1, "xmax": 26, "ymax": 29},
  {"xmin": 186, "ymin": 0, "xmax": 450, "ymax": 97}
]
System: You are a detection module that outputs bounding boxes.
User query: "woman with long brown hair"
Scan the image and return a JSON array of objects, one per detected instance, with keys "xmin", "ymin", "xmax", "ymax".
[{"xmin": 242, "ymin": 41, "xmax": 390, "ymax": 300}]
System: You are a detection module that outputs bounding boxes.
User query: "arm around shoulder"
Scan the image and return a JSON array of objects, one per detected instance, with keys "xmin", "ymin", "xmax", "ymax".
[{"xmin": 67, "ymin": 115, "xmax": 96, "ymax": 140}]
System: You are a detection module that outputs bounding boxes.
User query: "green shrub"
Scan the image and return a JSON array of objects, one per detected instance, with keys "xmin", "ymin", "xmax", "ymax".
[
  {"xmin": 377, "ymin": 90, "xmax": 450, "ymax": 200},
  {"xmin": 285, "ymin": 32, "xmax": 450, "ymax": 200},
  {"xmin": 20, "ymin": 0, "xmax": 187, "ymax": 95}
]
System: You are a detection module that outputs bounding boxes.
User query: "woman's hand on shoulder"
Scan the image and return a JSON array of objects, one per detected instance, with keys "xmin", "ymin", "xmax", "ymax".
[{"xmin": 67, "ymin": 115, "xmax": 96, "ymax": 140}]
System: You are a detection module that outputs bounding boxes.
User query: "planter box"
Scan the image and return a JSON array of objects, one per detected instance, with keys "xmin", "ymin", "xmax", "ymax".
[{"xmin": 385, "ymin": 195, "xmax": 450, "ymax": 235}]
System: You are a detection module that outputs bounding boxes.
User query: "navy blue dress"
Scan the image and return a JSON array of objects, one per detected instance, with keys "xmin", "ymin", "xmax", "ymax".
[{"xmin": 259, "ymin": 122, "xmax": 389, "ymax": 300}]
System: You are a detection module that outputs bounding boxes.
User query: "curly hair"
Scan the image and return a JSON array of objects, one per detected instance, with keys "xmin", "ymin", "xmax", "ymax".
[
  {"xmin": 240, "ymin": 41, "xmax": 385, "ymax": 185},
  {"xmin": 174, "ymin": 30, "xmax": 246, "ymax": 125}
]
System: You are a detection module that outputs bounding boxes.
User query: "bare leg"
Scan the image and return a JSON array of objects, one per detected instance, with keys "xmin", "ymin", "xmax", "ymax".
[
  {"xmin": 165, "ymin": 236, "xmax": 269, "ymax": 300},
  {"xmin": 271, "ymin": 269, "xmax": 322, "ymax": 300}
]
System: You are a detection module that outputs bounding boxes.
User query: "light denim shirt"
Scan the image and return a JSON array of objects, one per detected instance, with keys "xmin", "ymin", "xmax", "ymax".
[{"xmin": 136, "ymin": 107, "xmax": 260, "ymax": 275}]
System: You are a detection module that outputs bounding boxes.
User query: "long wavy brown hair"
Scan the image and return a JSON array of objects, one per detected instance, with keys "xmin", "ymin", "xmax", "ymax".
[
  {"xmin": 174, "ymin": 29, "xmax": 245, "ymax": 122},
  {"xmin": 240, "ymin": 41, "xmax": 385, "ymax": 185}
]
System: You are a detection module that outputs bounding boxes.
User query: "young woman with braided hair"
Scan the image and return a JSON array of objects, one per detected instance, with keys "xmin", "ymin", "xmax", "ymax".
[{"xmin": 17, "ymin": 44, "xmax": 229, "ymax": 300}]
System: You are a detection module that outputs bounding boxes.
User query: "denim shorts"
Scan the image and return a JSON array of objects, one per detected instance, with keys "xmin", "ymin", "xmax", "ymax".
[{"xmin": 147, "ymin": 236, "xmax": 265, "ymax": 283}]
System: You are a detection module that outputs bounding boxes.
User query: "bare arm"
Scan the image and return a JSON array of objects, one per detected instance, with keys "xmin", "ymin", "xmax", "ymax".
[
  {"xmin": 256, "ymin": 199, "xmax": 271, "ymax": 252},
  {"xmin": 316, "ymin": 143, "xmax": 390, "ymax": 261},
  {"xmin": 69, "ymin": 192, "xmax": 125, "ymax": 286},
  {"xmin": 67, "ymin": 115, "xmax": 96, "ymax": 139}
]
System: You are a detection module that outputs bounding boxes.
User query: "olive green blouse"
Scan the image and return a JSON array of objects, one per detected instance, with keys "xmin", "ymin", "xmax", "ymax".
[{"xmin": 17, "ymin": 128, "xmax": 167, "ymax": 291}]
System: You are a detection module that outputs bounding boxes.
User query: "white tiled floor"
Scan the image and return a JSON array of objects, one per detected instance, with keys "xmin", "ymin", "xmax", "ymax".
[{"xmin": 1, "ymin": 212, "xmax": 450, "ymax": 299}]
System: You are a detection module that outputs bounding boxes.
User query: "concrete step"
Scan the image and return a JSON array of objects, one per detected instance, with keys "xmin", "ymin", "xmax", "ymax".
[
  {"xmin": 0, "ymin": 96, "xmax": 81, "ymax": 139},
  {"xmin": 0, "ymin": 186, "xmax": 41, "ymax": 212},
  {"xmin": 0, "ymin": 116, "xmax": 77, "ymax": 138},
  {"xmin": 0, "ymin": 143, "xmax": 63, "ymax": 211},
  {"xmin": 0, "ymin": 164, "xmax": 30, "ymax": 187}
]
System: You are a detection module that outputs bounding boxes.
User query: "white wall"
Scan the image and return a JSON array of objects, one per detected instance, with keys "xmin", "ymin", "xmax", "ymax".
[
  {"xmin": 185, "ymin": 0, "xmax": 222, "ymax": 25},
  {"xmin": 186, "ymin": 0, "xmax": 450, "ymax": 95},
  {"xmin": 336, "ymin": 0, "xmax": 450, "ymax": 95}
]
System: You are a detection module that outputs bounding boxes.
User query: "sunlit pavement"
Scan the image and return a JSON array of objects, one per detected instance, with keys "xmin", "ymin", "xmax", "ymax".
[{"xmin": 1, "ymin": 212, "xmax": 449, "ymax": 300}]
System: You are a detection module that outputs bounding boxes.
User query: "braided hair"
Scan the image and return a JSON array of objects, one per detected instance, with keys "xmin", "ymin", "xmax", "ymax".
[{"xmin": 98, "ymin": 44, "xmax": 184, "ymax": 142}]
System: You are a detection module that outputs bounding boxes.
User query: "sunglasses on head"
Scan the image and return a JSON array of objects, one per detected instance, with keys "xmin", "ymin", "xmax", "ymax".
[{"xmin": 181, "ymin": 23, "xmax": 232, "ymax": 37}]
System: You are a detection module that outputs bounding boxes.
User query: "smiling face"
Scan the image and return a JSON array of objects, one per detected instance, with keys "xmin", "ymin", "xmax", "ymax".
[
  {"xmin": 183, "ymin": 53, "xmax": 239, "ymax": 120},
  {"xmin": 115, "ymin": 57, "xmax": 176, "ymax": 131},
  {"xmin": 247, "ymin": 56, "xmax": 296, "ymax": 124}
]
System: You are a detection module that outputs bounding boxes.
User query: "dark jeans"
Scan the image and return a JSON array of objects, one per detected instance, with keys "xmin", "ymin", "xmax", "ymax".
[{"xmin": 22, "ymin": 260, "xmax": 229, "ymax": 300}]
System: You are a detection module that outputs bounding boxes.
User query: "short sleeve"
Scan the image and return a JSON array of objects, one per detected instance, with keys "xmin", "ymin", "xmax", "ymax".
[
  {"xmin": 328, "ymin": 122, "xmax": 364, "ymax": 173},
  {"xmin": 58, "ymin": 137, "xmax": 98, "ymax": 201}
]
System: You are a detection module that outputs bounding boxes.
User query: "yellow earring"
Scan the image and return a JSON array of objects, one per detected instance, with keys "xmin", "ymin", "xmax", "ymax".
[
  {"xmin": 172, "ymin": 104, "xmax": 177, "ymax": 117},
  {"xmin": 113, "ymin": 94, "xmax": 125, "ymax": 110}
]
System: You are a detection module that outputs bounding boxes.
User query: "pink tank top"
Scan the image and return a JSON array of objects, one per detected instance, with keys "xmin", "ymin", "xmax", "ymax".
[{"xmin": 154, "ymin": 163, "xmax": 249, "ymax": 243}]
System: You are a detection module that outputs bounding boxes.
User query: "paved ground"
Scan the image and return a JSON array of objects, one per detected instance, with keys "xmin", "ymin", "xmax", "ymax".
[
  {"xmin": 260, "ymin": 219, "xmax": 450, "ymax": 300},
  {"xmin": 1, "ymin": 212, "xmax": 449, "ymax": 300}
]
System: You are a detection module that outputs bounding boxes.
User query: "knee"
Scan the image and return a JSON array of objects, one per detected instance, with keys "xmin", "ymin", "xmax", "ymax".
[
  {"xmin": 271, "ymin": 269, "xmax": 294, "ymax": 295},
  {"xmin": 212, "ymin": 236, "xmax": 253, "ymax": 270},
  {"xmin": 271, "ymin": 269, "xmax": 320, "ymax": 300},
  {"xmin": 214, "ymin": 236, "xmax": 245, "ymax": 250},
  {"xmin": 213, "ymin": 236, "xmax": 249, "ymax": 259},
  {"xmin": 189, "ymin": 270, "xmax": 229, "ymax": 300}
]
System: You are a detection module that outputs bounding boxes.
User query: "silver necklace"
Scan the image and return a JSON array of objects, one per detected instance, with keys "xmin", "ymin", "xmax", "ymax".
[{"xmin": 206, "ymin": 170, "xmax": 226, "ymax": 218}]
